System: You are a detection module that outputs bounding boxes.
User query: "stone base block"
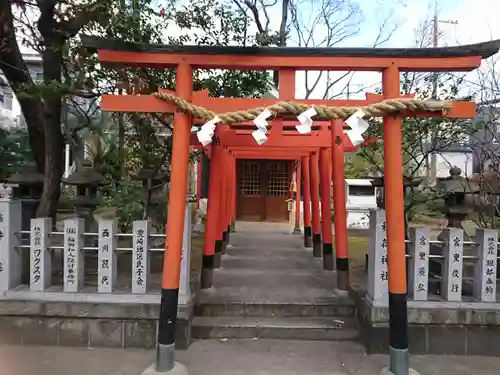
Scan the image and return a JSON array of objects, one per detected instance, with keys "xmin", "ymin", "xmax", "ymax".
[
  {"xmin": 142, "ymin": 362, "xmax": 189, "ymax": 375},
  {"xmin": 0, "ymin": 297, "xmax": 195, "ymax": 350},
  {"xmin": 379, "ymin": 367, "xmax": 420, "ymax": 375},
  {"xmin": 334, "ymin": 288, "xmax": 349, "ymax": 298},
  {"xmin": 350, "ymin": 285, "xmax": 500, "ymax": 356}
]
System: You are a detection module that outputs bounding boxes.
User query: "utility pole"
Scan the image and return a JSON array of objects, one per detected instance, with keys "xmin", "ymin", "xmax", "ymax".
[
  {"xmin": 429, "ymin": 0, "xmax": 458, "ymax": 183},
  {"xmin": 431, "ymin": 0, "xmax": 458, "ymax": 99}
]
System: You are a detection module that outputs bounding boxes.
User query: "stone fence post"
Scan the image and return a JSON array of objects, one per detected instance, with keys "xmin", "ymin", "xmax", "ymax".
[
  {"xmin": 180, "ymin": 202, "xmax": 192, "ymax": 300},
  {"xmin": 367, "ymin": 208, "xmax": 388, "ymax": 305},
  {"xmin": 63, "ymin": 218, "xmax": 85, "ymax": 292},
  {"xmin": 132, "ymin": 220, "xmax": 151, "ymax": 294},
  {"xmin": 442, "ymin": 228, "xmax": 464, "ymax": 302},
  {"xmin": 408, "ymin": 227, "xmax": 430, "ymax": 301},
  {"xmin": 474, "ymin": 228, "xmax": 498, "ymax": 302},
  {"xmin": 0, "ymin": 198, "xmax": 22, "ymax": 291},
  {"xmin": 98, "ymin": 219, "xmax": 118, "ymax": 293},
  {"xmin": 30, "ymin": 217, "xmax": 52, "ymax": 291}
]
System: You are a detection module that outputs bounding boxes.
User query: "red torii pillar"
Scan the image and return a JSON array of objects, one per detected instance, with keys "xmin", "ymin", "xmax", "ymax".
[
  {"xmin": 319, "ymin": 147, "xmax": 334, "ymax": 270},
  {"xmin": 201, "ymin": 143, "xmax": 222, "ymax": 289},
  {"xmin": 331, "ymin": 120, "xmax": 350, "ymax": 291},
  {"xmin": 309, "ymin": 152, "xmax": 322, "ymax": 258},
  {"xmin": 220, "ymin": 148, "xmax": 232, "ymax": 253},
  {"xmin": 228, "ymin": 151, "xmax": 237, "ymax": 240},
  {"xmin": 196, "ymin": 154, "xmax": 202, "ymax": 209},
  {"xmin": 293, "ymin": 161, "xmax": 302, "ymax": 234},
  {"xmin": 301, "ymin": 155, "xmax": 312, "ymax": 248},
  {"xmin": 212, "ymin": 148, "xmax": 225, "ymax": 269},
  {"xmin": 156, "ymin": 63, "xmax": 192, "ymax": 371}
]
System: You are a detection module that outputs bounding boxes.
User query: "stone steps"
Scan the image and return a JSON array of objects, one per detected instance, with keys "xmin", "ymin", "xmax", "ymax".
[
  {"xmin": 192, "ymin": 316, "xmax": 360, "ymax": 341},
  {"xmin": 195, "ymin": 228, "xmax": 360, "ymax": 344},
  {"xmin": 221, "ymin": 256, "xmax": 322, "ymax": 270},
  {"xmin": 225, "ymin": 247, "xmax": 313, "ymax": 258},
  {"xmin": 214, "ymin": 268, "xmax": 332, "ymax": 285},
  {"xmin": 195, "ymin": 300, "xmax": 354, "ymax": 318}
]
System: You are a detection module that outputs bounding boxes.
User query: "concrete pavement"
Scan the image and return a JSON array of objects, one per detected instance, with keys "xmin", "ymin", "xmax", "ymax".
[{"xmin": 2, "ymin": 339, "xmax": 500, "ymax": 375}]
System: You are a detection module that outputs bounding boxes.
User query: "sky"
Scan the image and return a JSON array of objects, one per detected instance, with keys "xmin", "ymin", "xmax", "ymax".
[
  {"xmin": 157, "ymin": 0, "xmax": 500, "ymax": 100},
  {"xmin": 10, "ymin": 0, "xmax": 500, "ymax": 115},
  {"xmin": 288, "ymin": 0, "xmax": 500, "ymax": 99}
]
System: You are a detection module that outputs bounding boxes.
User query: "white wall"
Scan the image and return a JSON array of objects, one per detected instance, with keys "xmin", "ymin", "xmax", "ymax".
[{"xmin": 432, "ymin": 152, "xmax": 474, "ymax": 178}]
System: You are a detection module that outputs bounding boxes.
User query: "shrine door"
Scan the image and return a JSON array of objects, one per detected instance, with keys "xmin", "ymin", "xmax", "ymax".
[{"xmin": 236, "ymin": 159, "xmax": 292, "ymax": 222}]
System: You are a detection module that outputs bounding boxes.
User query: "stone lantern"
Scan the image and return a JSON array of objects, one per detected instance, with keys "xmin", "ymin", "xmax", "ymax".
[
  {"xmin": 4, "ymin": 163, "xmax": 44, "ymax": 230},
  {"xmin": 4, "ymin": 163, "xmax": 44, "ymax": 284},
  {"xmin": 436, "ymin": 166, "xmax": 479, "ymax": 242},
  {"xmin": 429, "ymin": 166, "xmax": 479, "ymax": 295},
  {"xmin": 63, "ymin": 160, "xmax": 108, "ymax": 241}
]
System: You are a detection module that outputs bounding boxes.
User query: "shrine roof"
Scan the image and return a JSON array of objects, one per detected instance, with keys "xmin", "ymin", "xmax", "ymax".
[{"xmin": 82, "ymin": 36, "xmax": 500, "ymax": 59}]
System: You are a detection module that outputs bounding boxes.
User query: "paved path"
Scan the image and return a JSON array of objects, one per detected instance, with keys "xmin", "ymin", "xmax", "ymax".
[
  {"xmin": 199, "ymin": 230, "xmax": 345, "ymax": 305},
  {"xmin": 2, "ymin": 339, "xmax": 500, "ymax": 375}
]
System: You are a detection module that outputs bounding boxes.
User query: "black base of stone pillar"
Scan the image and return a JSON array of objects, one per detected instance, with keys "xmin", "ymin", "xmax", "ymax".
[
  {"xmin": 200, "ymin": 255, "xmax": 214, "ymax": 289},
  {"xmin": 293, "ymin": 227, "xmax": 302, "ymax": 234},
  {"xmin": 336, "ymin": 258, "xmax": 349, "ymax": 290},
  {"xmin": 312, "ymin": 233, "xmax": 322, "ymax": 257},
  {"xmin": 213, "ymin": 240, "xmax": 223, "ymax": 269},
  {"xmin": 304, "ymin": 226, "xmax": 313, "ymax": 248},
  {"xmin": 142, "ymin": 362, "xmax": 188, "ymax": 375},
  {"xmin": 222, "ymin": 231, "xmax": 229, "ymax": 254},
  {"xmin": 322, "ymin": 243, "xmax": 334, "ymax": 270}
]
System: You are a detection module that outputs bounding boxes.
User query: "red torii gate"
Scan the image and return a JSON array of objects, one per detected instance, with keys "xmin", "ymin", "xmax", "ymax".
[
  {"xmin": 104, "ymin": 86, "xmax": 393, "ymax": 284},
  {"xmin": 83, "ymin": 35, "xmax": 498, "ymax": 375}
]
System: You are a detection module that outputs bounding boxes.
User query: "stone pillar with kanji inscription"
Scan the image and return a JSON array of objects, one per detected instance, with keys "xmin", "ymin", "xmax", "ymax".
[
  {"xmin": 0, "ymin": 199, "xmax": 22, "ymax": 290},
  {"xmin": 367, "ymin": 209, "xmax": 388, "ymax": 304},
  {"xmin": 30, "ymin": 218, "xmax": 52, "ymax": 291},
  {"xmin": 179, "ymin": 203, "xmax": 192, "ymax": 301},
  {"xmin": 442, "ymin": 228, "xmax": 464, "ymax": 301},
  {"xmin": 474, "ymin": 228, "xmax": 498, "ymax": 302},
  {"xmin": 98, "ymin": 219, "xmax": 117, "ymax": 293},
  {"xmin": 408, "ymin": 227, "xmax": 430, "ymax": 301},
  {"xmin": 64, "ymin": 218, "xmax": 84, "ymax": 292},
  {"xmin": 132, "ymin": 220, "xmax": 150, "ymax": 294}
]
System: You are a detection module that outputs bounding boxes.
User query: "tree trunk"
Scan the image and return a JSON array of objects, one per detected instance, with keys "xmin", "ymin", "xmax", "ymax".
[
  {"xmin": 273, "ymin": 0, "xmax": 291, "ymax": 88},
  {"xmin": 36, "ymin": 33, "xmax": 65, "ymax": 218},
  {"xmin": 118, "ymin": 111, "xmax": 125, "ymax": 178},
  {"xmin": 0, "ymin": 2, "xmax": 46, "ymax": 172},
  {"xmin": 37, "ymin": 111, "xmax": 64, "ymax": 219}
]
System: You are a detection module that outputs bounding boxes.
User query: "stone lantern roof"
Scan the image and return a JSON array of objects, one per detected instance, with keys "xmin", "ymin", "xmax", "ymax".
[
  {"xmin": 62, "ymin": 161, "xmax": 107, "ymax": 187},
  {"xmin": 5, "ymin": 163, "xmax": 44, "ymax": 185},
  {"xmin": 438, "ymin": 166, "xmax": 479, "ymax": 194}
]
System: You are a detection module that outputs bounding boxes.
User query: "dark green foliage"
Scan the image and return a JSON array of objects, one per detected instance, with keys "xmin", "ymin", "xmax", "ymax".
[{"xmin": 0, "ymin": 129, "xmax": 32, "ymax": 179}]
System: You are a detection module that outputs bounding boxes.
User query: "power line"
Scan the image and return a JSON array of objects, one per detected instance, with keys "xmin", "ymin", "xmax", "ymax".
[{"xmin": 431, "ymin": 0, "xmax": 458, "ymax": 98}]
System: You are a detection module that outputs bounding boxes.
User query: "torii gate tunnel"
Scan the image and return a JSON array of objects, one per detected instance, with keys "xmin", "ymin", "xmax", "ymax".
[{"xmin": 83, "ymin": 36, "xmax": 499, "ymax": 375}]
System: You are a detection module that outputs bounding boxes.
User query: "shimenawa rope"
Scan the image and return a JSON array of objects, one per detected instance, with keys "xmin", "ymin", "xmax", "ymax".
[{"xmin": 154, "ymin": 91, "xmax": 452, "ymax": 124}]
